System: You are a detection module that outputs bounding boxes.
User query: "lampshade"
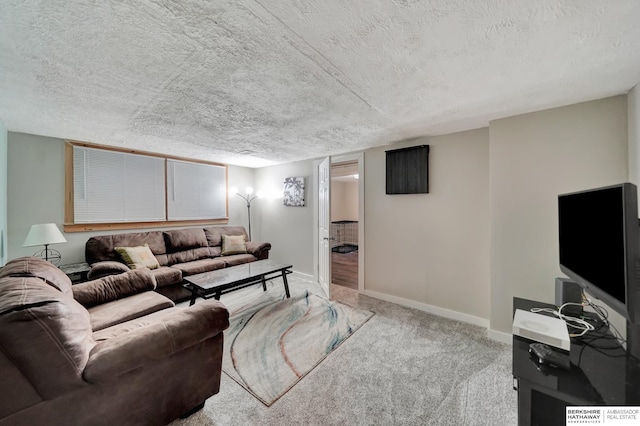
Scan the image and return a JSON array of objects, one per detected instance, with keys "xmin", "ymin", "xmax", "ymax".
[{"xmin": 23, "ymin": 223, "xmax": 67, "ymax": 247}]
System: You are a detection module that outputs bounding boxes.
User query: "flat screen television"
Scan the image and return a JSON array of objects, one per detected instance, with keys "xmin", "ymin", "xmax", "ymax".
[{"xmin": 558, "ymin": 183, "xmax": 640, "ymax": 324}]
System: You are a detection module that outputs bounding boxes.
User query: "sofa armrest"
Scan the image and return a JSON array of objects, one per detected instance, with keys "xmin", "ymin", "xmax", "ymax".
[
  {"xmin": 245, "ymin": 241, "xmax": 271, "ymax": 259},
  {"xmin": 83, "ymin": 300, "xmax": 229, "ymax": 382},
  {"xmin": 88, "ymin": 261, "xmax": 131, "ymax": 280},
  {"xmin": 72, "ymin": 268, "xmax": 156, "ymax": 307}
]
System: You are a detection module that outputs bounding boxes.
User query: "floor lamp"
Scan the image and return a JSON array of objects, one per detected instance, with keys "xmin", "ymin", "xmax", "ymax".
[
  {"xmin": 23, "ymin": 223, "xmax": 67, "ymax": 265},
  {"xmin": 236, "ymin": 187, "xmax": 258, "ymax": 241}
]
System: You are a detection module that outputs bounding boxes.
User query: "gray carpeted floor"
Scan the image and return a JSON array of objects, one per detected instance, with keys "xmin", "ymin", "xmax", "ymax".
[{"xmin": 172, "ymin": 275, "xmax": 517, "ymax": 426}]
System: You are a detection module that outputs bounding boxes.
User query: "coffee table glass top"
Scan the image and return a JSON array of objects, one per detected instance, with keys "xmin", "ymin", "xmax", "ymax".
[{"xmin": 184, "ymin": 259, "xmax": 293, "ymax": 290}]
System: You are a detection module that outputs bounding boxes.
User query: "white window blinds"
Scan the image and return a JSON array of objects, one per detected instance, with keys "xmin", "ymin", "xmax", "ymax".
[
  {"xmin": 73, "ymin": 147, "xmax": 166, "ymax": 223},
  {"xmin": 167, "ymin": 160, "xmax": 227, "ymax": 220}
]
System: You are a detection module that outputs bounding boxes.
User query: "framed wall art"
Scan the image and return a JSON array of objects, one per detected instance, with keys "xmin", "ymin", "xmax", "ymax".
[{"xmin": 283, "ymin": 177, "xmax": 305, "ymax": 207}]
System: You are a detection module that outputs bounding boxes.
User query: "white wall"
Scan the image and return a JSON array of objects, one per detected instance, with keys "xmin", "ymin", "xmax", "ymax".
[
  {"xmin": 331, "ymin": 180, "xmax": 358, "ymax": 221},
  {"xmin": 6, "ymin": 133, "xmax": 255, "ymax": 263},
  {"xmin": 254, "ymin": 160, "xmax": 315, "ymax": 275},
  {"xmin": 490, "ymin": 96, "xmax": 628, "ymax": 333},
  {"xmin": 0, "ymin": 119, "xmax": 7, "ymax": 266},
  {"xmin": 364, "ymin": 128, "xmax": 491, "ymax": 320}
]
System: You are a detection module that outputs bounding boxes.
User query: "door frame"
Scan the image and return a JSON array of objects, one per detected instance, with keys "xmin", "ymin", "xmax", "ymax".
[{"xmin": 313, "ymin": 152, "xmax": 365, "ymax": 294}]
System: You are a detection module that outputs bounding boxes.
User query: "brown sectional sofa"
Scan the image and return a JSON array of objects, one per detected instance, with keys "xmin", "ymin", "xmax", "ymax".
[
  {"xmin": 0, "ymin": 256, "xmax": 229, "ymax": 426},
  {"xmin": 85, "ymin": 225, "xmax": 271, "ymax": 302}
]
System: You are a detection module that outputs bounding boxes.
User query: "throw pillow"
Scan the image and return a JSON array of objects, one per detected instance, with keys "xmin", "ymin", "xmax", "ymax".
[
  {"xmin": 115, "ymin": 244, "xmax": 160, "ymax": 270},
  {"xmin": 221, "ymin": 234, "xmax": 247, "ymax": 256}
]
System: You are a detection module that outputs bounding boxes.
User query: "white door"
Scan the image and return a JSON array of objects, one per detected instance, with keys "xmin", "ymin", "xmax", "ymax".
[{"xmin": 318, "ymin": 156, "xmax": 331, "ymax": 298}]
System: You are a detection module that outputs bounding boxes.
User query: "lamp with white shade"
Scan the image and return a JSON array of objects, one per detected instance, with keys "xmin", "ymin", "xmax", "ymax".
[{"xmin": 23, "ymin": 223, "xmax": 67, "ymax": 265}]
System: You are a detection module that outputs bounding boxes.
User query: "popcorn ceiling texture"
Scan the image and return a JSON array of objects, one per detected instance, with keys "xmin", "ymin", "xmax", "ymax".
[{"xmin": 1, "ymin": 1, "xmax": 639, "ymax": 167}]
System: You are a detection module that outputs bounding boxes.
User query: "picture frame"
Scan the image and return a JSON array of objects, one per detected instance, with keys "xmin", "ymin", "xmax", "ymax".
[{"xmin": 283, "ymin": 177, "xmax": 305, "ymax": 207}]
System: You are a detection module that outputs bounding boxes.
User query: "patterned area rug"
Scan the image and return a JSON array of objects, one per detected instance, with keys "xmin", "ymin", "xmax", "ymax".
[{"xmin": 222, "ymin": 289, "xmax": 374, "ymax": 406}]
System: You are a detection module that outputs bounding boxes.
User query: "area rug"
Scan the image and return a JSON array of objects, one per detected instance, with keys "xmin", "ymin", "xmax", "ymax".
[{"xmin": 222, "ymin": 289, "xmax": 374, "ymax": 406}]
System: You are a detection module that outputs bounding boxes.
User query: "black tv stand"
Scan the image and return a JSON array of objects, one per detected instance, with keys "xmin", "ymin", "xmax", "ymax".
[{"xmin": 512, "ymin": 297, "xmax": 640, "ymax": 425}]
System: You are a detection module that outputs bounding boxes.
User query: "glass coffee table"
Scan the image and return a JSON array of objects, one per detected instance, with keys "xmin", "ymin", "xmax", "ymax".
[{"xmin": 183, "ymin": 259, "xmax": 293, "ymax": 306}]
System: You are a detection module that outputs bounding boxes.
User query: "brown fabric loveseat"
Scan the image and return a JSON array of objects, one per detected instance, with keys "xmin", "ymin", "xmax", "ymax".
[
  {"xmin": 85, "ymin": 225, "xmax": 271, "ymax": 302},
  {"xmin": 0, "ymin": 256, "xmax": 229, "ymax": 426}
]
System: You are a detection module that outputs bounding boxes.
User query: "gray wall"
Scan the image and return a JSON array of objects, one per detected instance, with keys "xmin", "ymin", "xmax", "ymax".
[
  {"xmin": 489, "ymin": 96, "xmax": 628, "ymax": 334},
  {"xmin": 253, "ymin": 160, "xmax": 315, "ymax": 275},
  {"xmin": 7, "ymin": 134, "xmax": 69, "ymax": 260},
  {"xmin": 6, "ymin": 133, "xmax": 255, "ymax": 264},
  {"xmin": 364, "ymin": 128, "xmax": 491, "ymax": 321},
  {"xmin": 0, "ymin": 119, "xmax": 6, "ymax": 266}
]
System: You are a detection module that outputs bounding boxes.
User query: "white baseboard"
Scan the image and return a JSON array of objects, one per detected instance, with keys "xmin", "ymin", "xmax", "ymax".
[
  {"xmin": 487, "ymin": 329, "xmax": 513, "ymax": 345},
  {"xmin": 293, "ymin": 276, "xmax": 514, "ymax": 344},
  {"xmin": 291, "ymin": 270, "xmax": 313, "ymax": 280},
  {"xmin": 364, "ymin": 289, "xmax": 489, "ymax": 327},
  {"xmin": 364, "ymin": 289, "xmax": 512, "ymax": 344}
]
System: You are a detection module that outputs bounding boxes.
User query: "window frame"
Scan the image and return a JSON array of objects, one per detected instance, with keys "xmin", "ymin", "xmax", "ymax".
[{"xmin": 64, "ymin": 141, "xmax": 229, "ymax": 232}]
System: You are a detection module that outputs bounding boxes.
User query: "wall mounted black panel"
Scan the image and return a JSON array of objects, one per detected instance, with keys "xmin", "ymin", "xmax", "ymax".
[{"xmin": 385, "ymin": 145, "xmax": 429, "ymax": 194}]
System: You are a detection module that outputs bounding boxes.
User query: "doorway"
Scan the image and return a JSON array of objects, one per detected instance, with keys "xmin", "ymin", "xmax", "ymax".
[
  {"xmin": 330, "ymin": 160, "xmax": 359, "ymax": 290},
  {"xmin": 314, "ymin": 152, "xmax": 364, "ymax": 296}
]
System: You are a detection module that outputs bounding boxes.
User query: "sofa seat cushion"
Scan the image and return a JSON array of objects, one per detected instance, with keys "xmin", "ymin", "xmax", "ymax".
[
  {"xmin": 87, "ymin": 300, "xmax": 229, "ymax": 382},
  {"xmin": 150, "ymin": 266, "xmax": 182, "ymax": 288},
  {"xmin": 93, "ymin": 300, "xmax": 229, "ymax": 342},
  {"xmin": 222, "ymin": 254, "xmax": 257, "ymax": 267},
  {"xmin": 171, "ymin": 258, "xmax": 226, "ymax": 276},
  {"xmin": 88, "ymin": 292, "xmax": 174, "ymax": 332},
  {"xmin": 166, "ymin": 247, "xmax": 211, "ymax": 265}
]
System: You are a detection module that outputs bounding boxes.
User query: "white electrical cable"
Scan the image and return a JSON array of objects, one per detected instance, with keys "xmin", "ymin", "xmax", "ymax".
[
  {"xmin": 530, "ymin": 303, "xmax": 595, "ymax": 337},
  {"xmin": 530, "ymin": 290, "xmax": 627, "ymax": 346}
]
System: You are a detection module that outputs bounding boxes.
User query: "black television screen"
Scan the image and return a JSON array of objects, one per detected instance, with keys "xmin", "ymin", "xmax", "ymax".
[{"xmin": 558, "ymin": 183, "xmax": 640, "ymax": 321}]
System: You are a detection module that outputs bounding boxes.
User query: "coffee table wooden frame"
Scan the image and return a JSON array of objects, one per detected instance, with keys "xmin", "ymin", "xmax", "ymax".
[{"xmin": 183, "ymin": 260, "xmax": 292, "ymax": 306}]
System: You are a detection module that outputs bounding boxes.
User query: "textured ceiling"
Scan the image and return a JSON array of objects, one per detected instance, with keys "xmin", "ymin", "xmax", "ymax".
[{"xmin": 1, "ymin": 1, "xmax": 639, "ymax": 167}]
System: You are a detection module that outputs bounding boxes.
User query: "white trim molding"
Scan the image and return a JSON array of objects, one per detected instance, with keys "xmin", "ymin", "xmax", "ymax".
[
  {"xmin": 364, "ymin": 289, "xmax": 512, "ymax": 344},
  {"xmin": 487, "ymin": 329, "xmax": 513, "ymax": 345}
]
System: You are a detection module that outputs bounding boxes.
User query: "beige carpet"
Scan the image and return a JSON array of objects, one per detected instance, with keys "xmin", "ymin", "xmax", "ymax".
[{"xmin": 172, "ymin": 275, "xmax": 517, "ymax": 425}]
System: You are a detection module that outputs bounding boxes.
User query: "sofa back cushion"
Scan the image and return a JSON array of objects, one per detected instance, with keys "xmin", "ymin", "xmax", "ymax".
[
  {"xmin": 0, "ymin": 256, "xmax": 73, "ymax": 295},
  {"xmin": 86, "ymin": 231, "xmax": 169, "ymax": 266},
  {"xmin": 163, "ymin": 228, "xmax": 208, "ymax": 252},
  {"xmin": 0, "ymin": 275, "xmax": 95, "ymax": 399},
  {"xmin": 164, "ymin": 228, "xmax": 225, "ymax": 264},
  {"xmin": 204, "ymin": 226, "xmax": 249, "ymax": 247}
]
